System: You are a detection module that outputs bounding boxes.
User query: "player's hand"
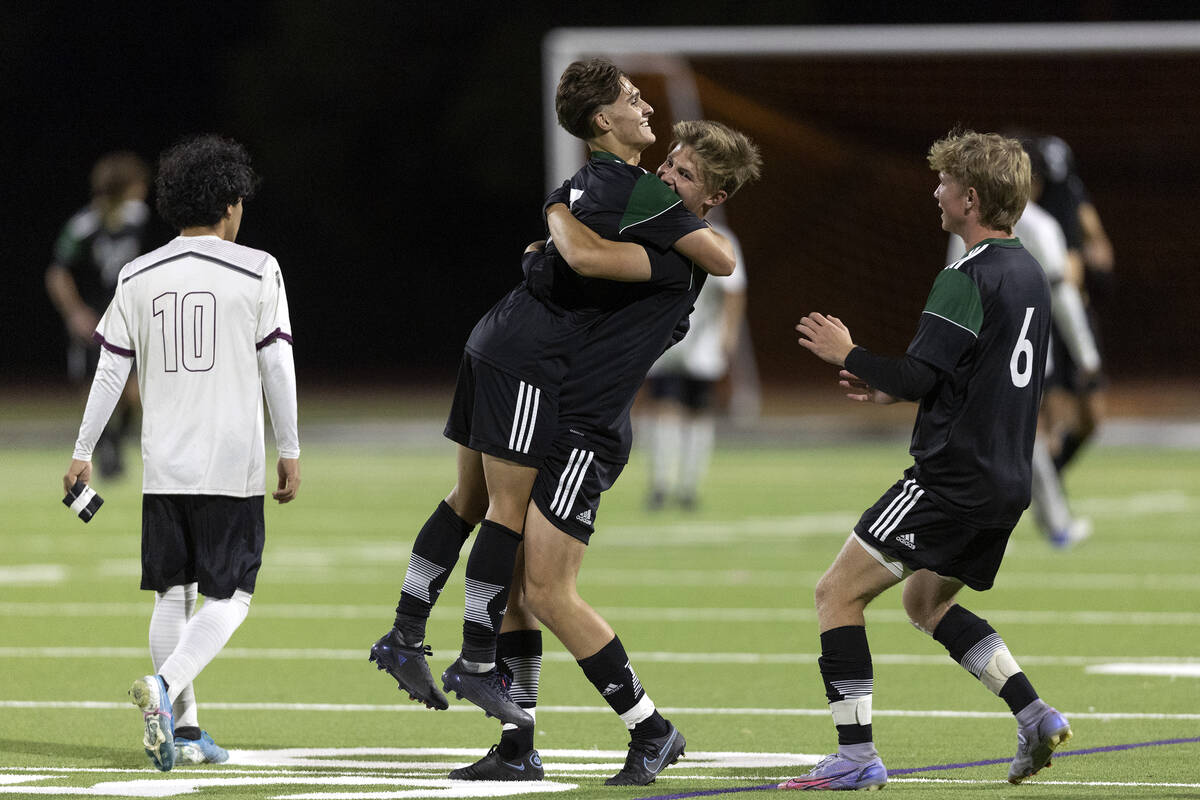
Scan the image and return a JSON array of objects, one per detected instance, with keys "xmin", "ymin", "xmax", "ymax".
[
  {"xmin": 63, "ymin": 459, "xmax": 91, "ymax": 494},
  {"xmin": 796, "ymin": 313, "xmax": 855, "ymax": 366},
  {"xmin": 839, "ymin": 370, "xmax": 897, "ymax": 405},
  {"xmin": 273, "ymin": 457, "xmax": 300, "ymax": 503},
  {"xmin": 524, "ymin": 239, "xmax": 546, "ymax": 254}
]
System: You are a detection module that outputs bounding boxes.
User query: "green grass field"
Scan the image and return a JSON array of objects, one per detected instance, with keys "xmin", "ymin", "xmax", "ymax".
[{"xmin": 2, "ymin": 428, "xmax": 1199, "ymax": 798}]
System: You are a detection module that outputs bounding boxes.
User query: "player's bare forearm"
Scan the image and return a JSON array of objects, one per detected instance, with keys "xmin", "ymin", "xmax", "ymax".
[
  {"xmin": 545, "ymin": 204, "xmax": 650, "ymax": 281},
  {"xmin": 796, "ymin": 313, "xmax": 855, "ymax": 367}
]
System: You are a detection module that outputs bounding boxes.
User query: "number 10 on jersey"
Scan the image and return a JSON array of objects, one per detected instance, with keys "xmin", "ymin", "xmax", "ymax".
[{"xmin": 153, "ymin": 291, "xmax": 216, "ymax": 372}]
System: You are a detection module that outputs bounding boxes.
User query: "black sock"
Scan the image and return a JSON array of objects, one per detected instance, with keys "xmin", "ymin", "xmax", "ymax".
[
  {"xmin": 818, "ymin": 625, "xmax": 874, "ymax": 746},
  {"xmin": 497, "ymin": 629, "xmax": 542, "ymax": 756},
  {"xmin": 460, "ymin": 520, "xmax": 522, "ymax": 664},
  {"xmin": 631, "ymin": 710, "xmax": 669, "ymax": 740},
  {"xmin": 395, "ymin": 501, "xmax": 473, "ymax": 642},
  {"xmin": 933, "ymin": 604, "xmax": 1038, "ymax": 714},
  {"xmin": 578, "ymin": 636, "xmax": 646, "ymax": 720},
  {"xmin": 174, "ymin": 726, "xmax": 201, "ymax": 741}
]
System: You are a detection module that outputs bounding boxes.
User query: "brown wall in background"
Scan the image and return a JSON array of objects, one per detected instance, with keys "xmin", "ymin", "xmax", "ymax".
[{"xmin": 632, "ymin": 53, "xmax": 1199, "ymax": 388}]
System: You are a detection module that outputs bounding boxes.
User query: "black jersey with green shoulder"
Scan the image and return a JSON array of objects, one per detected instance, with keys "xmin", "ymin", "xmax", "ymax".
[
  {"xmin": 905, "ymin": 237, "xmax": 1051, "ymax": 526},
  {"xmin": 465, "ymin": 151, "xmax": 705, "ymax": 395},
  {"xmin": 52, "ymin": 200, "xmax": 152, "ymax": 310}
]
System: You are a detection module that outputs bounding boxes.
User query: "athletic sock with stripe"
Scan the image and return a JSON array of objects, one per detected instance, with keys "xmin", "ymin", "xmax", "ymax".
[
  {"xmin": 459, "ymin": 520, "xmax": 522, "ymax": 666},
  {"xmin": 932, "ymin": 604, "xmax": 1038, "ymax": 714}
]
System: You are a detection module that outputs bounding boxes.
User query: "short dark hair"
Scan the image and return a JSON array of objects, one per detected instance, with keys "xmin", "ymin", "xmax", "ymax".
[
  {"xmin": 555, "ymin": 58, "xmax": 625, "ymax": 140},
  {"xmin": 155, "ymin": 134, "xmax": 260, "ymax": 230}
]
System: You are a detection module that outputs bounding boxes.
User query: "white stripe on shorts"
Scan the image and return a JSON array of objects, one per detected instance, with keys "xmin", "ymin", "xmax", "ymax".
[
  {"xmin": 551, "ymin": 448, "xmax": 594, "ymax": 518},
  {"xmin": 508, "ymin": 382, "xmax": 541, "ymax": 454},
  {"xmin": 868, "ymin": 479, "xmax": 923, "ymax": 542}
]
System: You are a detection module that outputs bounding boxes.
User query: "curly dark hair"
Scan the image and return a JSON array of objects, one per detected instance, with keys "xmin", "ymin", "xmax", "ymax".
[{"xmin": 155, "ymin": 134, "xmax": 260, "ymax": 230}]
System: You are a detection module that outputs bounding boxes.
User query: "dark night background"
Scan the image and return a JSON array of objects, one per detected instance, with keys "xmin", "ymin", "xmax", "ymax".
[{"xmin": 5, "ymin": 2, "xmax": 1199, "ymax": 398}]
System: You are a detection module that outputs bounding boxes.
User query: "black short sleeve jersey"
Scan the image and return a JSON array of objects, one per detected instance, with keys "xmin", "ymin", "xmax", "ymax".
[
  {"xmin": 538, "ymin": 152, "xmax": 708, "ymax": 312},
  {"xmin": 905, "ymin": 238, "xmax": 1051, "ymax": 526}
]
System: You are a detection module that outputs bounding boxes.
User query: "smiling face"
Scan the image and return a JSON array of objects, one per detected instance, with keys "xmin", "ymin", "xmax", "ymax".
[
  {"xmin": 934, "ymin": 171, "xmax": 972, "ymax": 236},
  {"xmin": 657, "ymin": 144, "xmax": 725, "ymax": 217},
  {"xmin": 594, "ymin": 76, "xmax": 655, "ymax": 157}
]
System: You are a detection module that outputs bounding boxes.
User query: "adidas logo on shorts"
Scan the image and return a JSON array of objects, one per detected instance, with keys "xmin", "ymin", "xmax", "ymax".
[
  {"xmin": 575, "ymin": 508, "xmax": 593, "ymax": 524},
  {"xmin": 895, "ymin": 532, "xmax": 916, "ymax": 549}
]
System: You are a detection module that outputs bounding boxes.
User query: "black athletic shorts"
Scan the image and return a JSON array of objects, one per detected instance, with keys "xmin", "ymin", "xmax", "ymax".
[
  {"xmin": 853, "ymin": 472, "xmax": 1014, "ymax": 591},
  {"xmin": 141, "ymin": 494, "xmax": 265, "ymax": 599},
  {"xmin": 646, "ymin": 374, "xmax": 715, "ymax": 412},
  {"xmin": 444, "ymin": 352, "xmax": 560, "ymax": 468},
  {"xmin": 1045, "ymin": 324, "xmax": 1106, "ymax": 395},
  {"xmin": 530, "ymin": 432, "xmax": 625, "ymax": 544}
]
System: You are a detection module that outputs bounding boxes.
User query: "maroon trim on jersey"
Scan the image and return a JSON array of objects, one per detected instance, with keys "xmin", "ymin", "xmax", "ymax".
[
  {"xmin": 256, "ymin": 328, "xmax": 294, "ymax": 350},
  {"xmin": 92, "ymin": 331, "xmax": 134, "ymax": 357}
]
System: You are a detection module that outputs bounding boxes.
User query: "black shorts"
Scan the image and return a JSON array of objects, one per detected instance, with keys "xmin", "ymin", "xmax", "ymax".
[
  {"xmin": 141, "ymin": 494, "xmax": 265, "ymax": 599},
  {"xmin": 853, "ymin": 473, "xmax": 1013, "ymax": 591},
  {"xmin": 646, "ymin": 374, "xmax": 715, "ymax": 412},
  {"xmin": 444, "ymin": 352, "xmax": 560, "ymax": 468},
  {"xmin": 530, "ymin": 432, "xmax": 625, "ymax": 544},
  {"xmin": 1045, "ymin": 325, "xmax": 1105, "ymax": 395}
]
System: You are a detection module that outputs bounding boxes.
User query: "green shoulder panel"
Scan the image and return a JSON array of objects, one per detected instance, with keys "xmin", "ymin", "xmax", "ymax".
[
  {"xmin": 923, "ymin": 267, "xmax": 983, "ymax": 335},
  {"xmin": 619, "ymin": 173, "xmax": 682, "ymax": 232}
]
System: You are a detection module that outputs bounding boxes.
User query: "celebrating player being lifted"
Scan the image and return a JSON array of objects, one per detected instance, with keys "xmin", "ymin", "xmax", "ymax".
[
  {"xmin": 367, "ymin": 58, "xmax": 757, "ymax": 784},
  {"xmin": 62, "ymin": 135, "xmax": 300, "ymax": 772},
  {"xmin": 784, "ymin": 130, "xmax": 1069, "ymax": 791}
]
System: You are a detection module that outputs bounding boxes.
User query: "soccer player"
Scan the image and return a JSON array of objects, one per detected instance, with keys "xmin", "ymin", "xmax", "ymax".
[
  {"xmin": 46, "ymin": 152, "xmax": 154, "ymax": 478},
  {"xmin": 452, "ymin": 119, "xmax": 761, "ymax": 786},
  {"xmin": 368, "ymin": 59, "xmax": 734, "ymax": 730},
  {"xmin": 1033, "ymin": 135, "xmax": 1112, "ymax": 481},
  {"xmin": 643, "ymin": 223, "xmax": 748, "ymax": 511},
  {"xmin": 782, "ymin": 130, "xmax": 1069, "ymax": 790},
  {"xmin": 62, "ymin": 134, "xmax": 300, "ymax": 772}
]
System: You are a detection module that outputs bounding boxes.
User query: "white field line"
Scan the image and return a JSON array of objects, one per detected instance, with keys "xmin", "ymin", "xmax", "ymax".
[
  {"xmin": 4, "ymin": 601, "xmax": 1200, "ymax": 626},
  {"xmin": 10, "ymin": 564, "xmax": 1200, "ymax": 592},
  {"xmin": 1, "ymin": 645, "xmax": 1198, "ymax": 673},
  {"xmin": 2, "ymin": 700, "xmax": 1197, "ymax": 721}
]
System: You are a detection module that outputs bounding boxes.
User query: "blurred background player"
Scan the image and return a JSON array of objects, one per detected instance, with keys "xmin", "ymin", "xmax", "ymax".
[
  {"xmin": 948, "ymin": 138, "xmax": 1099, "ymax": 547},
  {"xmin": 642, "ymin": 224, "xmax": 747, "ymax": 512},
  {"xmin": 46, "ymin": 152, "xmax": 154, "ymax": 478},
  {"xmin": 1032, "ymin": 135, "xmax": 1113, "ymax": 480}
]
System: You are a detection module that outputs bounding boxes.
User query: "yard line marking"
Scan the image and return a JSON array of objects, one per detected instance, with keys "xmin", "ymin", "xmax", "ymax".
[
  {"xmin": 1, "ymin": 646, "xmax": 1197, "ymax": 672},
  {"xmin": 2, "ymin": 700, "xmax": 1198, "ymax": 721},
  {"xmin": 1087, "ymin": 662, "xmax": 1200, "ymax": 678},
  {"xmin": 0, "ymin": 565, "xmax": 65, "ymax": 585},
  {"xmin": 5, "ymin": 602, "xmax": 1200, "ymax": 626}
]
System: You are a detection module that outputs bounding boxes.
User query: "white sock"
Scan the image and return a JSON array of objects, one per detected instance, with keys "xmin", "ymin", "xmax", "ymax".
[
  {"xmin": 159, "ymin": 590, "xmax": 252, "ymax": 703},
  {"xmin": 678, "ymin": 415, "xmax": 715, "ymax": 496},
  {"xmin": 649, "ymin": 413, "xmax": 682, "ymax": 495},
  {"xmin": 1031, "ymin": 436, "xmax": 1073, "ymax": 535},
  {"xmin": 150, "ymin": 584, "xmax": 201, "ymax": 729}
]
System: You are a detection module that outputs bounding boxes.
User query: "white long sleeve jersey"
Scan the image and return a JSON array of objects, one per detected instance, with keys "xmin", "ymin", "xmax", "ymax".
[{"xmin": 75, "ymin": 235, "xmax": 299, "ymax": 496}]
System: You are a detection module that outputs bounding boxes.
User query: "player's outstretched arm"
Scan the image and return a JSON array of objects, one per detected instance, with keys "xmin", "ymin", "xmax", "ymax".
[
  {"xmin": 545, "ymin": 204, "xmax": 651, "ymax": 281},
  {"xmin": 672, "ymin": 226, "xmax": 736, "ymax": 277}
]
